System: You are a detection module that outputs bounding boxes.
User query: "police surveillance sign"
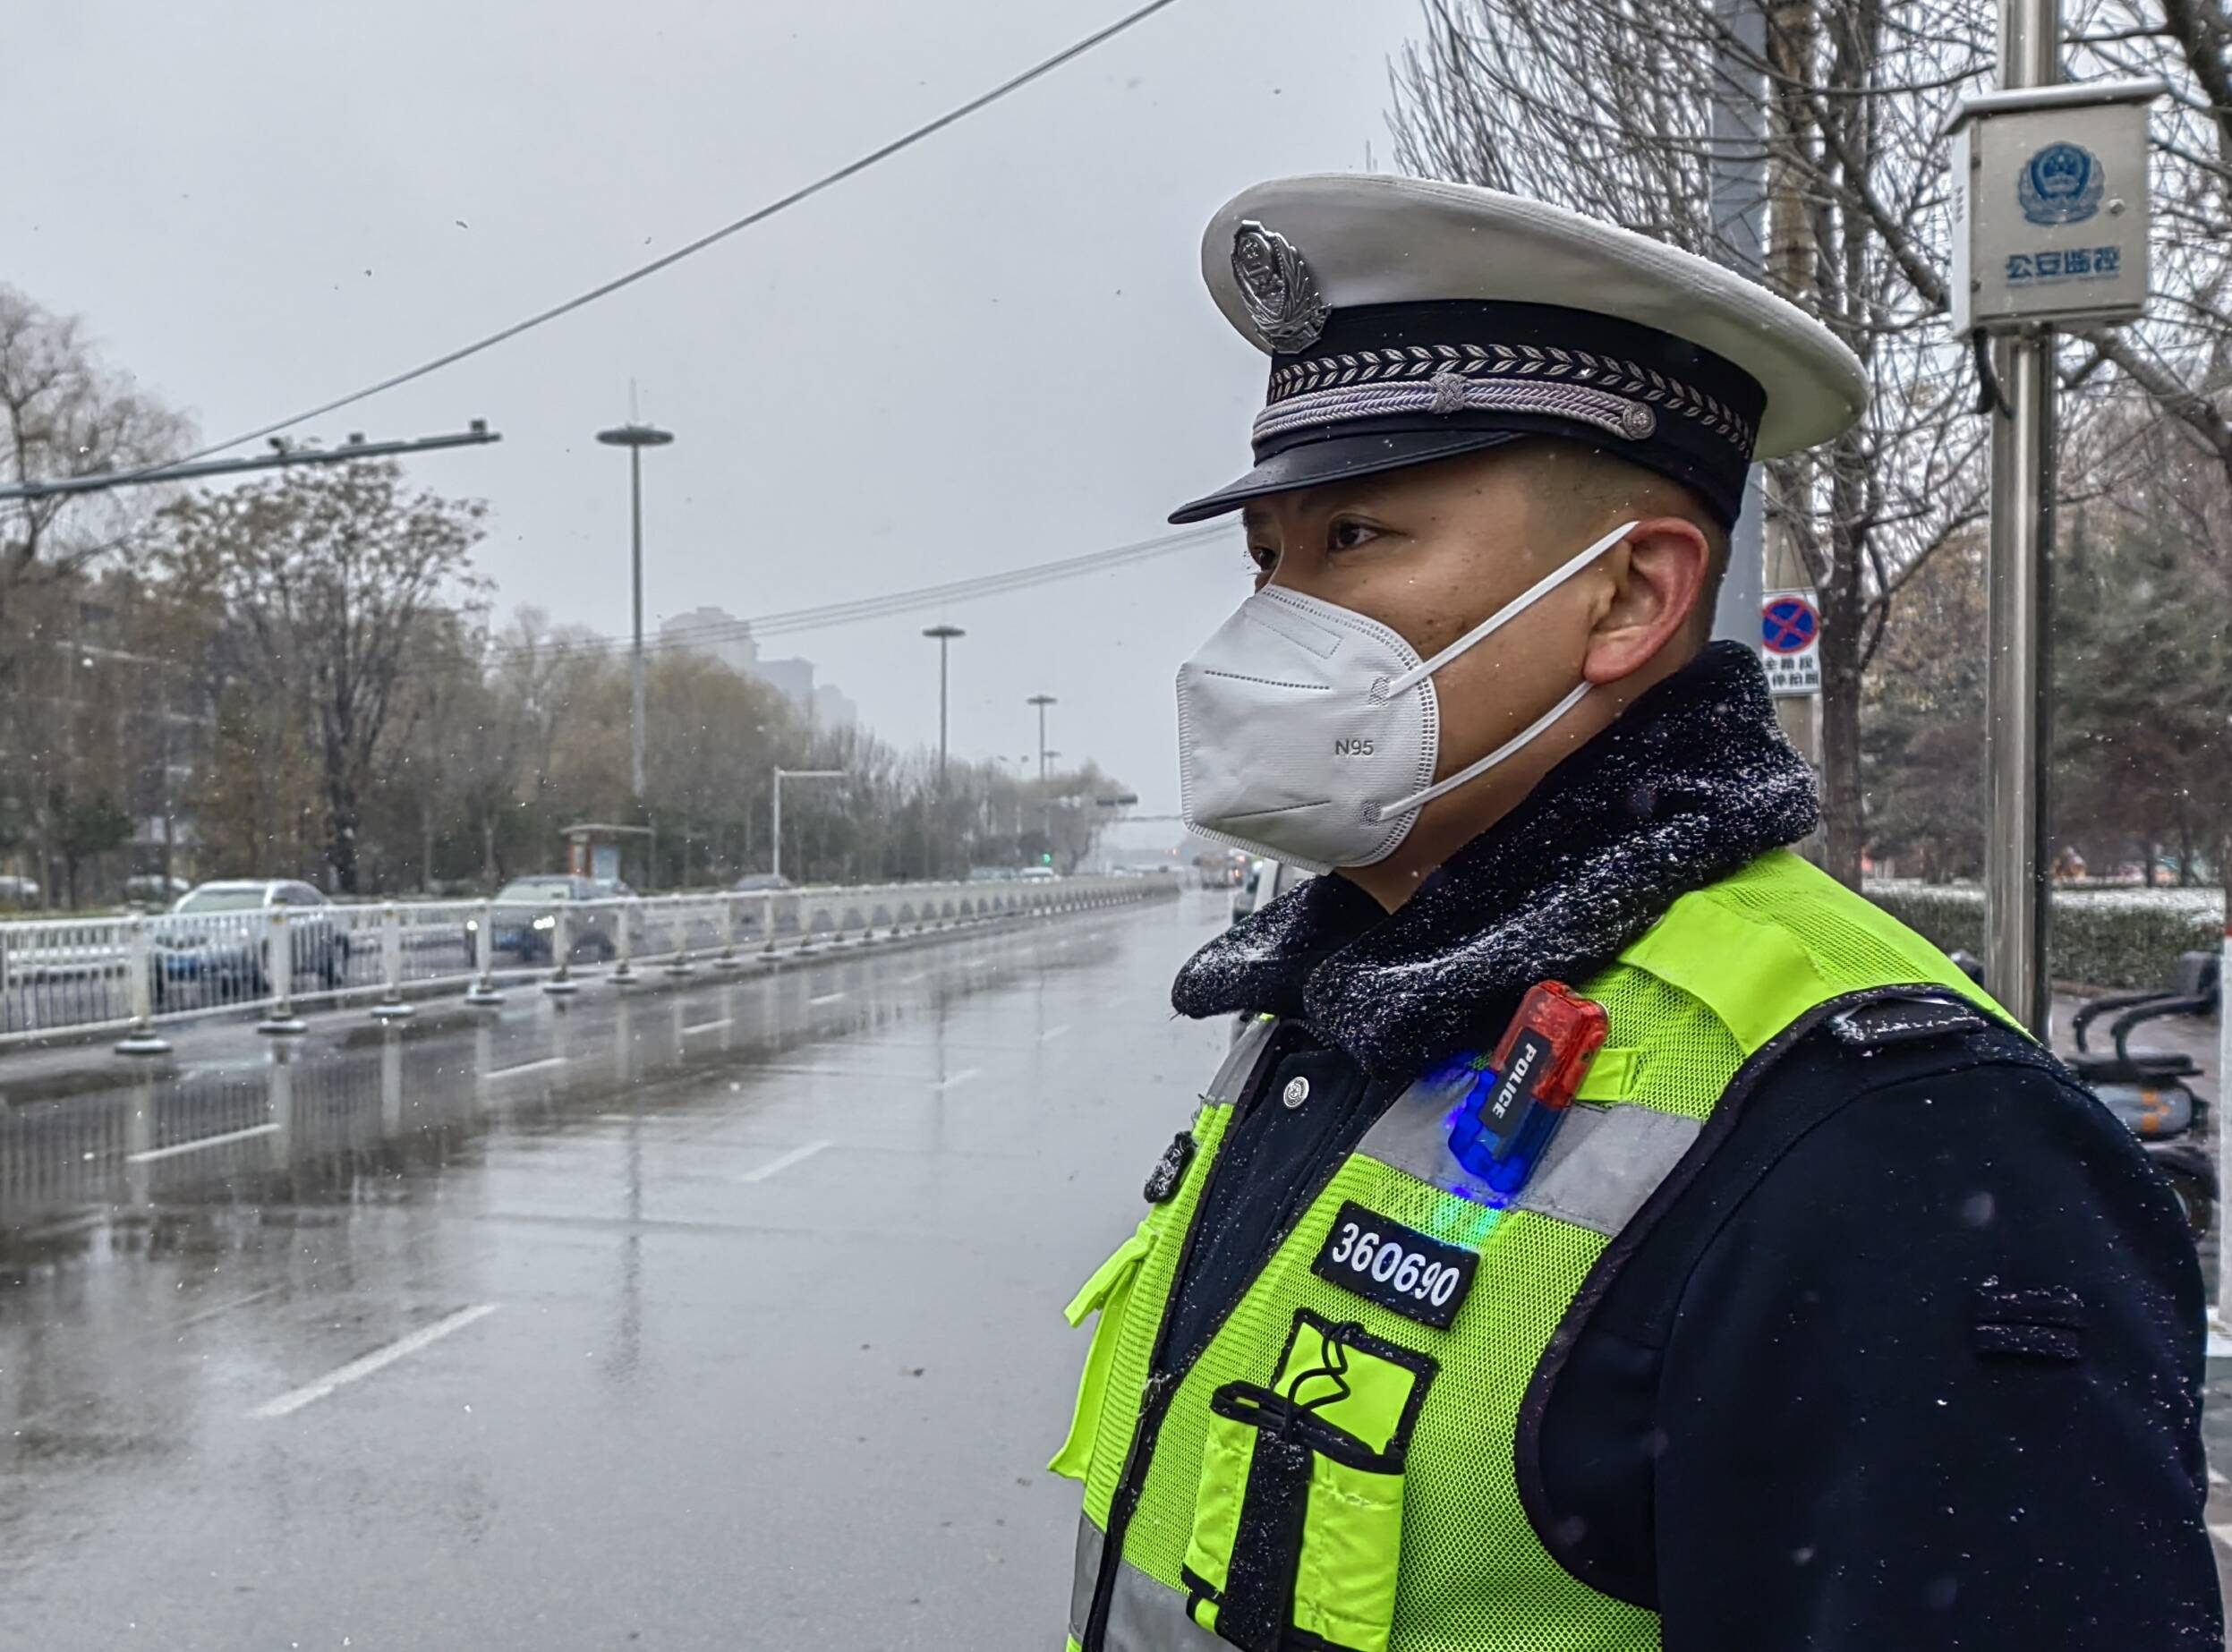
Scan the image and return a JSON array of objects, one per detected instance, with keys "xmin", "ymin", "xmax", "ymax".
[{"xmin": 1947, "ymin": 80, "xmax": 2160, "ymax": 335}]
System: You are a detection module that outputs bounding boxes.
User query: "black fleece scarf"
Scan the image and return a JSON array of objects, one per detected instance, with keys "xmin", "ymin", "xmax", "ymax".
[{"xmin": 1170, "ymin": 641, "xmax": 1819, "ymax": 1077}]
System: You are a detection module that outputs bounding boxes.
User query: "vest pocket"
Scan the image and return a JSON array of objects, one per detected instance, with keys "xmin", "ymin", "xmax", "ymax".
[
  {"xmin": 1180, "ymin": 1310, "xmax": 1435, "ymax": 1652},
  {"xmin": 1049, "ymin": 1219, "xmax": 1157, "ymax": 1483}
]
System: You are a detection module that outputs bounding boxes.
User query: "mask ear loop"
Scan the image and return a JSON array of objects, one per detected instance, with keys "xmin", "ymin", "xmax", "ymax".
[
  {"xmin": 1376, "ymin": 519, "xmax": 1639, "ymax": 702},
  {"xmin": 1370, "ymin": 679, "xmax": 1594, "ymax": 822}
]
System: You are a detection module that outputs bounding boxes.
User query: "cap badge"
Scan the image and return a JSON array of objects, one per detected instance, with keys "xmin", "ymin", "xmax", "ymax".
[{"xmin": 1232, "ymin": 220, "xmax": 1329, "ymax": 353}]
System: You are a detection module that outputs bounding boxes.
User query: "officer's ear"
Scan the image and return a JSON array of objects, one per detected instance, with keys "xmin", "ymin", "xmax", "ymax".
[{"xmin": 1580, "ymin": 516, "xmax": 1712, "ymax": 685}]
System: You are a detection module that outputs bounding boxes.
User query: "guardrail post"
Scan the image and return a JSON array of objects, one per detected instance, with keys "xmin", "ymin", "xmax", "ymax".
[
  {"xmin": 544, "ymin": 901, "xmax": 581, "ymax": 996},
  {"xmin": 612, "ymin": 898, "xmax": 640, "ymax": 986},
  {"xmin": 371, "ymin": 901, "xmax": 414, "ymax": 1020},
  {"xmin": 760, "ymin": 891, "xmax": 779, "ymax": 957},
  {"xmin": 115, "ymin": 915, "xmax": 173, "ymax": 1056},
  {"xmin": 257, "ymin": 909, "xmax": 306, "ymax": 1035},
  {"xmin": 715, "ymin": 893, "xmax": 742, "ymax": 968},
  {"xmin": 465, "ymin": 900, "xmax": 503, "ymax": 1005},
  {"xmin": 665, "ymin": 895, "xmax": 695, "ymax": 974}
]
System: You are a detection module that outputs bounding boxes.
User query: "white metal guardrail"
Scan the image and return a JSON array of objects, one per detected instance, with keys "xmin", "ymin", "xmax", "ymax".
[{"xmin": 0, "ymin": 875, "xmax": 1176, "ymax": 1056}]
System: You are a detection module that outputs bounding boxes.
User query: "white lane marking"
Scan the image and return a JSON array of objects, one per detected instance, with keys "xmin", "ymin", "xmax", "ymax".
[
  {"xmin": 2211, "ymin": 1463, "xmax": 2229, "ymax": 1489},
  {"xmin": 250, "ymin": 1303, "xmax": 499, "ymax": 1419},
  {"xmin": 176, "ymin": 1283, "xmax": 285, "ymax": 1330},
  {"xmin": 737, "ymin": 1139, "xmax": 832, "ymax": 1183},
  {"xmin": 2211, "ymin": 1523, "xmax": 2232, "ymax": 1551},
  {"xmin": 809, "ymin": 992, "xmax": 848, "ymax": 1006},
  {"xmin": 1039, "ymin": 1024, "xmax": 1071, "ymax": 1043},
  {"xmin": 682, "ymin": 1018, "xmax": 734, "ymax": 1035},
  {"xmin": 897, "ymin": 973, "xmax": 926, "ymax": 985},
  {"xmin": 490, "ymin": 1056, "xmax": 567, "ymax": 1079},
  {"xmin": 127, "ymin": 1122, "xmax": 278, "ymax": 1163},
  {"xmin": 933, "ymin": 1068, "xmax": 981, "ymax": 1093}
]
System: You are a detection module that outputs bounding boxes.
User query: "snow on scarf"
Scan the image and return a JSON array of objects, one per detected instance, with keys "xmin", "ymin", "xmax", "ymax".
[{"xmin": 1170, "ymin": 641, "xmax": 1819, "ymax": 1077}]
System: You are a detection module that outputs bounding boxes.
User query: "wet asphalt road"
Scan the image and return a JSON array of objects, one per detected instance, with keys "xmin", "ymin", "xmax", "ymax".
[
  {"xmin": 0, "ymin": 892, "xmax": 1234, "ymax": 1651},
  {"xmin": 4, "ymin": 894, "xmax": 2228, "ymax": 1647}
]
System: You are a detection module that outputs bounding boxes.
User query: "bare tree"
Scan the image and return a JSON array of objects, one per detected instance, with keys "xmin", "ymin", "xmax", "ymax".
[
  {"xmin": 158, "ymin": 462, "xmax": 488, "ymax": 894},
  {"xmin": 1390, "ymin": 0, "xmax": 2232, "ymax": 883},
  {"xmin": 0, "ymin": 288, "xmax": 191, "ymax": 900},
  {"xmin": 0, "ymin": 288, "xmax": 191, "ymax": 660}
]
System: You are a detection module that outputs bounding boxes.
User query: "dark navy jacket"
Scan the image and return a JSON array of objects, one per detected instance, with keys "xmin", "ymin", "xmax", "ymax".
[{"xmin": 1163, "ymin": 1013, "xmax": 2220, "ymax": 1649}]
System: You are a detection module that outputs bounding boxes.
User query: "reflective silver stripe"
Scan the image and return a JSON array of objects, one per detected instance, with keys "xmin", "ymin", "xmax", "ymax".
[
  {"xmin": 1106, "ymin": 1557, "xmax": 1225, "ymax": 1652},
  {"xmin": 1069, "ymin": 1517, "xmax": 1103, "ymax": 1647},
  {"xmin": 1355, "ymin": 1079, "xmax": 1701, "ymax": 1238},
  {"xmin": 1068, "ymin": 1517, "xmax": 1228, "ymax": 1651},
  {"xmin": 1516, "ymin": 1103, "xmax": 1701, "ymax": 1236},
  {"xmin": 1202, "ymin": 1014, "xmax": 1279, "ymax": 1107}
]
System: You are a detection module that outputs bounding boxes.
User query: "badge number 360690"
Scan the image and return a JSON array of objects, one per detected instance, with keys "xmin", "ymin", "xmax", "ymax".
[
  {"xmin": 1328, "ymin": 1222, "xmax": 1463, "ymax": 1309},
  {"xmin": 1311, "ymin": 1201, "xmax": 1478, "ymax": 1328}
]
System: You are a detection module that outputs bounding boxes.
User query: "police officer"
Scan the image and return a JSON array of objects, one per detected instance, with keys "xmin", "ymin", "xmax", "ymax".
[{"xmin": 1052, "ymin": 175, "xmax": 2219, "ymax": 1650}]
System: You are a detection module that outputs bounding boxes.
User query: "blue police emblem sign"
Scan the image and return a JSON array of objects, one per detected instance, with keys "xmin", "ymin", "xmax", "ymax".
[{"xmin": 2018, "ymin": 141, "xmax": 2104, "ymax": 226}]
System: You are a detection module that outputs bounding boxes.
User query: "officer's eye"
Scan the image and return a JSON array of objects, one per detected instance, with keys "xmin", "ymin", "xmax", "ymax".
[
  {"xmin": 1327, "ymin": 517, "xmax": 1382, "ymax": 552},
  {"xmin": 1246, "ymin": 543, "xmax": 1279, "ymax": 580}
]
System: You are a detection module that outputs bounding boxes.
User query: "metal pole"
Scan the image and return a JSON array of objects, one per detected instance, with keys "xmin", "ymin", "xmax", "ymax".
[
  {"xmin": 772, "ymin": 772, "xmax": 784, "ymax": 885},
  {"xmin": 630, "ymin": 445, "xmax": 646, "ymax": 803},
  {"xmin": 1983, "ymin": 0, "xmax": 2060, "ymax": 1036},
  {"xmin": 2217, "ymin": 918, "xmax": 2230, "ymax": 1336},
  {"xmin": 924, "ymin": 627, "xmax": 965, "ymax": 780},
  {"xmin": 1708, "ymin": 0, "xmax": 1768, "ymax": 648},
  {"xmin": 599, "ymin": 421, "xmax": 672, "ymax": 802}
]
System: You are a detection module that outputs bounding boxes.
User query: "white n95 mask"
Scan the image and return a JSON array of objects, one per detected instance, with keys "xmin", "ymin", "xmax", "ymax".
[{"xmin": 1175, "ymin": 520, "xmax": 1636, "ymax": 873}]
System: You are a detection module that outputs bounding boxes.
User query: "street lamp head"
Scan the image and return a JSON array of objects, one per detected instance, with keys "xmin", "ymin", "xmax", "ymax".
[
  {"xmin": 1027, "ymin": 693, "xmax": 1057, "ymax": 708},
  {"xmin": 596, "ymin": 423, "xmax": 676, "ymax": 448},
  {"xmin": 922, "ymin": 625, "xmax": 966, "ymax": 641}
]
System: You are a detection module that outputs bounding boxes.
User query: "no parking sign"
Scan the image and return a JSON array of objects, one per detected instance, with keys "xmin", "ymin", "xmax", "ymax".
[{"xmin": 1760, "ymin": 589, "xmax": 1821, "ymax": 698}]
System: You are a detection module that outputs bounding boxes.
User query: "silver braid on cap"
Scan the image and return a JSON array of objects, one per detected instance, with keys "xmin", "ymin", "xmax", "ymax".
[
  {"xmin": 1251, "ymin": 375, "xmax": 1659, "ymax": 447},
  {"xmin": 1265, "ymin": 343, "xmax": 1755, "ymax": 453}
]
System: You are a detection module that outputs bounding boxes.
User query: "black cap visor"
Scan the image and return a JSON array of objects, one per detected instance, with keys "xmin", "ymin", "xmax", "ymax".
[
  {"xmin": 1168, "ymin": 427, "xmax": 1525, "ymax": 524},
  {"xmin": 1169, "ymin": 407, "xmax": 1746, "ymax": 526}
]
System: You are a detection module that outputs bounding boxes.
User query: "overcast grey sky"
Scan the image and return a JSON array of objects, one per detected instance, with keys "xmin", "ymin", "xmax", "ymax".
[{"xmin": 13, "ymin": 0, "xmax": 1424, "ymax": 839}]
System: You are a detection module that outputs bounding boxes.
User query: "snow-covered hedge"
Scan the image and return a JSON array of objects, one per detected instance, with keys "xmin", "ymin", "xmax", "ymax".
[{"xmin": 1865, "ymin": 880, "xmax": 2224, "ymax": 991}]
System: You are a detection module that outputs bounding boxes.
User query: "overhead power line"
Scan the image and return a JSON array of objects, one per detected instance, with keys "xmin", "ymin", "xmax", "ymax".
[
  {"xmin": 489, "ymin": 520, "xmax": 1235, "ymax": 662},
  {"xmin": 65, "ymin": 0, "xmax": 1188, "ymax": 501}
]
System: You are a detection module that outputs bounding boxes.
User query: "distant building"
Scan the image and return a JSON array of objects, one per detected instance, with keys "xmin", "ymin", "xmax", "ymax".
[
  {"xmin": 753, "ymin": 654, "xmax": 816, "ymax": 709},
  {"xmin": 658, "ymin": 605, "xmax": 850, "ymax": 723},
  {"xmin": 659, "ymin": 606, "xmax": 759, "ymax": 677}
]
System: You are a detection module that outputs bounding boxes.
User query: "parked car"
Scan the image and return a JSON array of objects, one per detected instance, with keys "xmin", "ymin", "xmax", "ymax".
[
  {"xmin": 124, "ymin": 873, "xmax": 192, "ymax": 905},
  {"xmin": 731, "ymin": 873, "xmax": 794, "ymax": 893},
  {"xmin": 1018, "ymin": 865, "xmax": 1060, "ymax": 882},
  {"xmin": 462, "ymin": 875, "xmax": 617, "ymax": 964},
  {"xmin": 150, "ymin": 880, "xmax": 347, "ymax": 1009},
  {"xmin": 0, "ymin": 874, "xmax": 41, "ymax": 907}
]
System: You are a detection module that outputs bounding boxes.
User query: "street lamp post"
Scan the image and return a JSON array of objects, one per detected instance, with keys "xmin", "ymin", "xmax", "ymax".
[
  {"xmin": 771, "ymin": 767, "xmax": 844, "ymax": 884},
  {"xmin": 922, "ymin": 626, "xmax": 966, "ymax": 782},
  {"xmin": 1027, "ymin": 694, "xmax": 1057, "ymax": 786},
  {"xmin": 596, "ymin": 421, "xmax": 677, "ymax": 802}
]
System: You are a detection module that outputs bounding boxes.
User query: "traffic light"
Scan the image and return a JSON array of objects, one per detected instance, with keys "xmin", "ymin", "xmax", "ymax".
[{"xmin": 1041, "ymin": 852, "xmax": 1053, "ymax": 865}]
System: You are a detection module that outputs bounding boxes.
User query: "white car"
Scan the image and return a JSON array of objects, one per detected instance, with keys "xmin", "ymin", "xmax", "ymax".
[{"xmin": 1231, "ymin": 858, "xmax": 1311, "ymax": 924}]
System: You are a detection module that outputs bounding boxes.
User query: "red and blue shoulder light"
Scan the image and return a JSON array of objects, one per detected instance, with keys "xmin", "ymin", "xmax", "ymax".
[{"xmin": 1435, "ymin": 981, "xmax": 1608, "ymax": 1203}]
